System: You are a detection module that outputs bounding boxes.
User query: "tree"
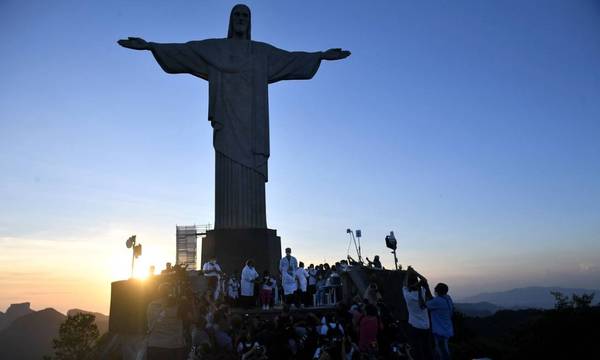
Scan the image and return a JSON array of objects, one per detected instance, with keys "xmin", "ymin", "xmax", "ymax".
[
  {"xmin": 51, "ymin": 313, "xmax": 99, "ymax": 360},
  {"xmin": 572, "ymin": 292, "xmax": 595, "ymax": 309},
  {"xmin": 550, "ymin": 291, "xmax": 572, "ymax": 310}
]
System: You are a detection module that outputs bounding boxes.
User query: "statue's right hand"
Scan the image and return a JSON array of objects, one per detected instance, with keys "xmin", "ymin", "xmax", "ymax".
[{"xmin": 117, "ymin": 37, "xmax": 150, "ymax": 50}]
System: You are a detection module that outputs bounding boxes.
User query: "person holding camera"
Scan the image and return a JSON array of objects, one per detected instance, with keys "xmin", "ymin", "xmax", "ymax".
[
  {"xmin": 403, "ymin": 266, "xmax": 433, "ymax": 360},
  {"xmin": 237, "ymin": 328, "xmax": 268, "ymax": 360},
  {"xmin": 425, "ymin": 282, "xmax": 454, "ymax": 360},
  {"xmin": 375, "ymin": 256, "xmax": 382, "ymax": 269}
]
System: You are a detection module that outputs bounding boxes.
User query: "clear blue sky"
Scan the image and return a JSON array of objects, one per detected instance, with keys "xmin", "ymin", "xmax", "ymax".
[{"xmin": 1, "ymin": 0, "xmax": 599, "ymax": 313}]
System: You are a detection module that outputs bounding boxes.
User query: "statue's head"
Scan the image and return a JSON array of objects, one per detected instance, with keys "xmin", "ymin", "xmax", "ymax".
[{"xmin": 228, "ymin": 4, "xmax": 251, "ymax": 40}]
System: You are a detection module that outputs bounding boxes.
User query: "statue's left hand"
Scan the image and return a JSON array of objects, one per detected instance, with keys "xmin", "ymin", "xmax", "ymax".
[{"xmin": 321, "ymin": 48, "xmax": 351, "ymax": 60}]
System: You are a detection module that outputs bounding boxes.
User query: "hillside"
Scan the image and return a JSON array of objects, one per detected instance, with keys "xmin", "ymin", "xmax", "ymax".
[
  {"xmin": 452, "ymin": 306, "xmax": 600, "ymax": 359},
  {"xmin": 0, "ymin": 303, "xmax": 110, "ymax": 359},
  {"xmin": 454, "ymin": 301, "xmax": 503, "ymax": 317},
  {"xmin": 460, "ymin": 286, "xmax": 599, "ymax": 309},
  {"xmin": 0, "ymin": 308, "xmax": 66, "ymax": 360}
]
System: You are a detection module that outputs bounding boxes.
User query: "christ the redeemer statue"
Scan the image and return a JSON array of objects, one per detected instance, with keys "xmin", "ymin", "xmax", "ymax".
[
  {"xmin": 119, "ymin": 4, "xmax": 349, "ymax": 230},
  {"xmin": 119, "ymin": 4, "xmax": 349, "ymax": 274}
]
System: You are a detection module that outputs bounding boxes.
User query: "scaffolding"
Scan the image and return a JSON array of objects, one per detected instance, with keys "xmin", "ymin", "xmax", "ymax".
[{"xmin": 175, "ymin": 224, "xmax": 212, "ymax": 270}]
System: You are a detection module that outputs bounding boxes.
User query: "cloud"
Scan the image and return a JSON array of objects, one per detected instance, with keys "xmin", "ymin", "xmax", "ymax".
[{"xmin": 578, "ymin": 262, "xmax": 599, "ymax": 273}]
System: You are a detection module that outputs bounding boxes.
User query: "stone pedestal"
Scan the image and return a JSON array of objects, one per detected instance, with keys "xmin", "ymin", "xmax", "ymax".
[{"xmin": 201, "ymin": 228, "xmax": 281, "ymax": 276}]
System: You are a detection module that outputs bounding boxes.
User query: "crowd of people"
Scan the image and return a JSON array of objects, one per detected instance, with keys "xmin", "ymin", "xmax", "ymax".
[
  {"xmin": 204, "ymin": 248, "xmax": 352, "ymax": 310},
  {"xmin": 144, "ymin": 249, "xmax": 454, "ymax": 360}
]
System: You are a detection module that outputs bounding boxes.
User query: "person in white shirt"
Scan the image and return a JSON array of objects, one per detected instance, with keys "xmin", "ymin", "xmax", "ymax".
[
  {"xmin": 282, "ymin": 269, "xmax": 298, "ymax": 307},
  {"xmin": 403, "ymin": 266, "xmax": 433, "ymax": 360},
  {"xmin": 226, "ymin": 272, "xmax": 240, "ymax": 306},
  {"xmin": 202, "ymin": 257, "xmax": 222, "ymax": 300},
  {"xmin": 279, "ymin": 247, "xmax": 298, "ymax": 278},
  {"xmin": 295, "ymin": 262, "xmax": 309, "ymax": 307},
  {"xmin": 279, "ymin": 247, "xmax": 299, "ymax": 306},
  {"xmin": 240, "ymin": 259, "xmax": 259, "ymax": 309}
]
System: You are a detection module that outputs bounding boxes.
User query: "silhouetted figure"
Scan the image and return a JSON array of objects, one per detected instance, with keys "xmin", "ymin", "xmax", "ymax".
[
  {"xmin": 366, "ymin": 255, "xmax": 383, "ymax": 269},
  {"xmin": 160, "ymin": 262, "xmax": 173, "ymax": 275},
  {"xmin": 403, "ymin": 266, "xmax": 433, "ymax": 360},
  {"xmin": 425, "ymin": 282, "xmax": 454, "ymax": 360}
]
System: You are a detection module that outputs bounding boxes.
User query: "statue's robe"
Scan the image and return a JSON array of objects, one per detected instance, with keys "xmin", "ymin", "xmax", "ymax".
[{"xmin": 150, "ymin": 39, "xmax": 322, "ymax": 229}]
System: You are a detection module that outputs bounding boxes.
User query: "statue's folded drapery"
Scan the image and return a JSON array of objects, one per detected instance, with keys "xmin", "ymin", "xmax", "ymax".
[{"xmin": 149, "ymin": 39, "xmax": 322, "ymax": 228}]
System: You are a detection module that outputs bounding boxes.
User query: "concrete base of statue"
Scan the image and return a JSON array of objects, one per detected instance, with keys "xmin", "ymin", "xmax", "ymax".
[{"xmin": 201, "ymin": 228, "xmax": 281, "ymax": 276}]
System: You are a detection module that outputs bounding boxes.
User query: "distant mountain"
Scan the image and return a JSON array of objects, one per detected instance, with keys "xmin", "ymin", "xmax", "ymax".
[
  {"xmin": 0, "ymin": 303, "xmax": 110, "ymax": 359},
  {"xmin": 461, "ymin": 286, "xmax": 599, "ymax": 309},
  {"xmin": 454, "ymin": 301, "xmax": 503, "ymax": 317},
  {"xmin": 0, "ymin": 302, "xmax": 35, "ymax": 331},
  {"xmin": 0, "ymin": 308, "xmax": 66, "ymax": 360}
]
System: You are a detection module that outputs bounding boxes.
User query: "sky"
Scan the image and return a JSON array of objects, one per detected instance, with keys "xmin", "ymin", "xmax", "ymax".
[{"xmin": 1, "ymin": 0, "xmax": 599, "ymax": 314}]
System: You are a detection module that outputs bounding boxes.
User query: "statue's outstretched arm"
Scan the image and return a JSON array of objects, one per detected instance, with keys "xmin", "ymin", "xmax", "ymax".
[
  {"xmin": 320, "ymin": 48, "xmax": 351, "ymax": 61},
  {"xmin": 118, "ymin": 37, "xmax": 210, "ymax": 79},
  {"xmin": 117, "ymin": 37, "xmax": 152, "ymax": 51}
]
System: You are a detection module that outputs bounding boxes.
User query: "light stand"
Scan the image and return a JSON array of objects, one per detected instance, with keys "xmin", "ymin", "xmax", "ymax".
[
  {"xmin": 346, "ymin": 228, "xmax": 363, "ymax": 264},
  {"xmin": 356, "ymin": 229, "xmax": 363, "ymax": 264}
]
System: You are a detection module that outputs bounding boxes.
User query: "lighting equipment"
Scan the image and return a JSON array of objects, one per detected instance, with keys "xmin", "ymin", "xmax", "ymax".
[
  {"xmin": 385, "ymin": 231, "xmax": 399, "ymax": 270},
  {"xmin": 125, "ymin": 235, "xmax": 141, "ymax": 278},
  {"xmin": 385, "ymin": 231, "xmax": 396, "ymax": 250},
  {"xmin": 126, "ymin": 235, "xmax": 135, "ymax": 248},
  {"xmin": 134, "ymin": 244, "xmax": 142, "ymax": 258}
]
